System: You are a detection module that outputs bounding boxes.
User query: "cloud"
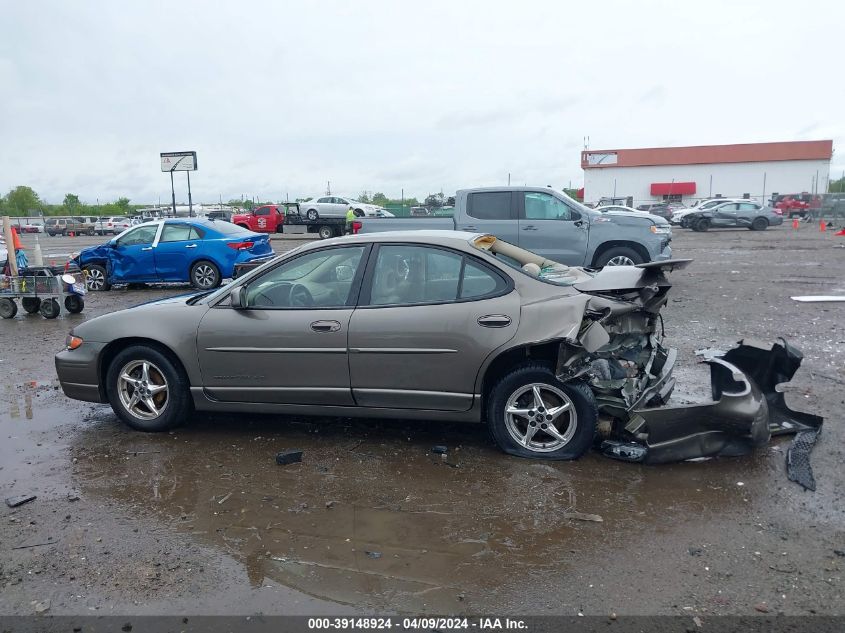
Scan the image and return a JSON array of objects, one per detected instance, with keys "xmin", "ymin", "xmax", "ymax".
[{"xmin": 1, "ymin": 0, "xmax": 843, "ymax": 202}]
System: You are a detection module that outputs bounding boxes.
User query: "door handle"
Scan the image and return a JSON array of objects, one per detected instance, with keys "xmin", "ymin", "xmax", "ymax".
[
  {"xmin": 141, "ymin": 247, "xmax": 153, "ymax": 251},
  {"xmin": 462, "ymin": 225, "xmax": 477, "ymax": 231},
  {"xmin": 477, "ymin": 314, "xmax": 512, "ymax": 328},
  {"xmin": 521, "ymin": 225, "xmax": 538, "ymax": 231},
  {"xmin": 185, "ymin": 244, "xmax": 197, "ymax": 248},
  {"xmin": 310, "ymin": 320, "xmax": 341, "ymax": 333}
]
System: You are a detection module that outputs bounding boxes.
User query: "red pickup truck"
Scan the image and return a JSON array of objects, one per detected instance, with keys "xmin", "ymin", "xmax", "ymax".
[
  {"xmin": 231, "ymin": 205, "xmax": 285, "ymax": 233},
  {"xmin": 773, "ymin": 193, "xmax": 821, "ymax": 218}
]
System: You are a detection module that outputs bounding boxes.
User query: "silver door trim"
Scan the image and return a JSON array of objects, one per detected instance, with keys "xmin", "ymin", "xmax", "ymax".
[
  {"xmin": 348, "ymin": 348, "xmax": 457, "ymax": 354},
  {"xmin": 205, "ymin": 347, "xmax": 347, "ymax": 354}
]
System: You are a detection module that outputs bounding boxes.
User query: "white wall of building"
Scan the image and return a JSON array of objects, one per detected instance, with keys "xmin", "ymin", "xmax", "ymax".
[{"xmin": 583, "ymin": 159, "xmax": 830, "ymax": 206}]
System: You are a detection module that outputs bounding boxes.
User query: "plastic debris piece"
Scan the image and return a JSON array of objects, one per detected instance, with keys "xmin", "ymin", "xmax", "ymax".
[
  {"xmin": 275, "ymin": 450, "xmax": 303, "ymax": 466},
  {"xmin": 431, "ymin": 445, "xmax": 448, "ymax": 454},
  {"xmin": 5, "ymin": 494, "xmax": 36, "ymax": 508}
]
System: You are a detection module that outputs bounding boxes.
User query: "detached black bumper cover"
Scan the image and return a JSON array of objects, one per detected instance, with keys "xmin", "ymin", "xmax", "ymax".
[{"xmin": 602, "ymin": 339, "xmax": 823, "ymax": 488}]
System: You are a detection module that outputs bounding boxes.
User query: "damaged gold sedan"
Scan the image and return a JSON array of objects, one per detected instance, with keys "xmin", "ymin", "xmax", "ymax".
[{"xmin": 56, "ymin": 231, "xmax": 822, "ymax": 486}]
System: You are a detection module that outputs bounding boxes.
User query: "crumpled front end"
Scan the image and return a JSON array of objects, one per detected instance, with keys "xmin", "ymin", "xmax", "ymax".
[
  {"xmin": 598, "ymin": 339, "xmax": 824, "ymax": 488},
  {"xmin": 552, "ymin": 261, "xmax": 823, "ymax": 486}
]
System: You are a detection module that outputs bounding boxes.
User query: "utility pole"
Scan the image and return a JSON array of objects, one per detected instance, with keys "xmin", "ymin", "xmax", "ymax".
[
  {"xmin": 187, "ymin": 171, "xmax": 194, "ymax": 217},
  {"xmin": 326, "ymin": 181, "xmax": 331, "ymax": 196}
]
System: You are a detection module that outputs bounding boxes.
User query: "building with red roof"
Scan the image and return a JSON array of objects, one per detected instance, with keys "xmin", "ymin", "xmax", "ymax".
[{"xmin": 581, "ymin": 140, "xmax": 833, "ymax": 207}]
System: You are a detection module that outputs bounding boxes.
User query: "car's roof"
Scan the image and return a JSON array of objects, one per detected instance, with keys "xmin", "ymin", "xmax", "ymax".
[{"xmin": 315, "ymin": 229, "xmax": 483, "ymax": 249}]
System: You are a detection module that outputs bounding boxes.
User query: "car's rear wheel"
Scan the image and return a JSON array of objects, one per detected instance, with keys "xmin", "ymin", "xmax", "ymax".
[
  {"xmin": 318, "ymin": 225, "xmax": 334, "ymax": 239},
  {"xmin": 84, "ymin": 265, "xmax": 110, "ymax": 291},
  {"xmin": 106, "ymin": 345, "xmax": 191, "ymax": 432},
  {"xmin": 751, "ymin": 217, "xmax": 769, "ymax": 231},
  {"xmin": 695, "ymin": 218, "xmax": 711, "ymax": 232},
  {"xmin": 21, "ymin": 297, "xmax": 41, "ymax": 314},
  {"xmin": 595, "ymin": 246, "xmax": 643, "ymax": 267},
  {"xmin": 0, "ymin": 298, "xmax": 17, "ymax": 319},
  {"xmin": 306, "ymin": 208, "xmax": 319, "ymax": 221},
  {"xmin": 487, "ymin": 364, "xmax": 597, "ymax": 460},
  {"xmin": 190, "ymin": 260, "xmax": 220, "ymax": 289}
]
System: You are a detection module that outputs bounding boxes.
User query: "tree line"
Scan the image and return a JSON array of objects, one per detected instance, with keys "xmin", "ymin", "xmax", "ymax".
[{"xmin": 0, "ymin": 186, "xmax": 137, "ymax": 217}]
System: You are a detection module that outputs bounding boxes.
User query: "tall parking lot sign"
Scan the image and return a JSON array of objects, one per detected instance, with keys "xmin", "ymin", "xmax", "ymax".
[
  {"xmin": 160, "ymin": 151, "xmax": 198, "ymax": 217},
  {"xmin": 160, "ymin": 151, "xmax": 197, "ymax": 172}
]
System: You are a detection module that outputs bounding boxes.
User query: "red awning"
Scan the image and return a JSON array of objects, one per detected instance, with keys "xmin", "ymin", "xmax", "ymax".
[{"xmin": 651, "ymin": 182, "xmax": 696, "ymax": 196}]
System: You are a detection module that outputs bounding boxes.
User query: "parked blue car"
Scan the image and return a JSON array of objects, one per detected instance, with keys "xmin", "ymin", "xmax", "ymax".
[{"xmin": 72, "ymin": 219, "xmax": 274, "ymax": 291}]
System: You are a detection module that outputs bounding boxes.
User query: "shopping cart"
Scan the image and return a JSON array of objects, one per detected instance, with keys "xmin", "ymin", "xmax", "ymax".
[{"xmin": 0, "ymin": 265, "xmax": 86, "ymax": 319}]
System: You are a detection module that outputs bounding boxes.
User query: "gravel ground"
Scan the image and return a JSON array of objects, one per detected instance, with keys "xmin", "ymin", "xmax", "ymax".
[{"xmin": 1, "ymin": 226, "xmax": 843, "ymax": 617}]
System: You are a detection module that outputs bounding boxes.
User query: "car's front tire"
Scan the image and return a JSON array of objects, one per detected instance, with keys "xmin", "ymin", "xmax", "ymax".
[
  {"xmin": 84, "ymin": 264, "xmax": 111, "ymax": 291},
  {"xmin": 306, "ymin": 208, "xmax": 319, "ymax": 221},
  {"xmin": 695, "ymin": 218, "xmax": 711, "ymax": 232},
  {"xmin": 595, "ymin": 246, "xmax": 643, "ymax": 267},
  {"xmin": 487, "ymin": 364, "xmax": 597, "ymax": 460},
  {"xmin": 190, "ymin": 260, "xmax": 221, "ymax": 289},
  {"xmin": 106, "ymin": 345, "xmax": 192, "ymax": 432}
]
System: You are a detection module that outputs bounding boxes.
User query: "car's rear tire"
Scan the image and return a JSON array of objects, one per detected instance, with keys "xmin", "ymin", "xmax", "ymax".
[
  {"xmin": 487, "ymin": 363, "xmax": 597, "ymax": 460},
  {"xmin": 0, "ymin": 298, "xmax": 17, "ymax": 319},
  {"xmin": 696, "ymin": 218, "xmax": 711, "ymax": 232},
  {"xmin": 84, "ymin": 265, "xmax": 110, "ymax": 291},
  {"xmin": 306, "ymin": 209, "xmax": 319, "ymax": 221},
  {"xmin": 21, "ymin": 297, "xmax": 41, "ymax": 314},
  {"xmin": 190, "ymin": 260, "xmax": 221, "ymax": 289},
  {"xmin": 594, "ymin": 246, "xmax": 643, "ymax": 267},
  {"xmin": 39, "ymin": 298, "xmax": 60, "ymax": 319},
  {"xmin": 318, "ymin": 225, "xmax": 334, "ymax": 240},
  {"xmin": 751, "ymin": 217, "xmax": 768, "ymax": 231},
  {"xmin": 106, "ymin": 345, "xmax": 192, "ymax": 432}
]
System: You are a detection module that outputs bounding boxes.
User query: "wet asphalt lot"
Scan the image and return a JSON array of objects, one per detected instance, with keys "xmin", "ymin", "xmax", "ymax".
[{"xmin": 1, "ymin": 227, "xmax": 844, "ymax": 616}]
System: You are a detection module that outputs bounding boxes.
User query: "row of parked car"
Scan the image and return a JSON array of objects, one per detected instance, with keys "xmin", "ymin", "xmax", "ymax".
[
  {"xmin": 596, "ymin": 198, "xmax": 784, "ymax": 232},
  {"xmin": 15, "ymin": 216, "xmax": 143, "ymax": 236}
]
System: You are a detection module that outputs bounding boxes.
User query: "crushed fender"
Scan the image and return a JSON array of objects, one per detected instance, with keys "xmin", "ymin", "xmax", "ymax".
[{"xmin": 599, "ymin": 339, "xmax": 823, "ymax": 488}]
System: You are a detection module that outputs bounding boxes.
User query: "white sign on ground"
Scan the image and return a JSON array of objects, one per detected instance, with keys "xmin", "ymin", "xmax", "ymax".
[{"xmin": 160, "ymin": 151, "xmax": 197, "ymax": 172}]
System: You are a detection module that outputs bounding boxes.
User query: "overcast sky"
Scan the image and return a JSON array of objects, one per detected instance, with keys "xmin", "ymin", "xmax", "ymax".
[{"xmin": 2, "ymin": 0, "xmax": 843, "ymax": 205}]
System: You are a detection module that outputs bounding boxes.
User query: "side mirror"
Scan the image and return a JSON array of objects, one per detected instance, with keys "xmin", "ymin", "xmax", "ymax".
[{"xmin": 230, "ymin": 286, "xmax": 248, "ymax": 309}]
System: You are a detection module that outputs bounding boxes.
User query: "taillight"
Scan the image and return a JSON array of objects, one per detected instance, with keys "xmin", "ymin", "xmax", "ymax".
[
  {"xmin": 227, "ymin": 241, "xmax": 255, "ymax": 250},
  {"xmin": 352, "ymin": 221, "xmax": 362, "ymax": 234}
]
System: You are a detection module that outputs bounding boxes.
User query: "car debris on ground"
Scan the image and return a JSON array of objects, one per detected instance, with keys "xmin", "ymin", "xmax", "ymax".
[
  {"xmin": 5, "ymin": 494, "xmax": 37, "ymax": 508},
  {"xmin": 275, "ymin": 450, "xmax": 303, "ymax": 466}
]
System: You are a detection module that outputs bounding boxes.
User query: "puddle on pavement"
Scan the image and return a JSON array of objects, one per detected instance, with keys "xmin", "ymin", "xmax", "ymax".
[{"xmin": 56, "ymin": 404, "xmax": 773, "ymax": 612}]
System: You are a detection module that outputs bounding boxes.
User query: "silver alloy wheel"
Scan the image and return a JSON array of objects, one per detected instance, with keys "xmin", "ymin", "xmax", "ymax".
[
  {"xmin": 504, "ymin": 382, "xmax": 578, "ymax": 452},
  {"xmin": 117, "ymin": 360, "xmax": 169, "ymax": 420},
  {"xmin": 606, "ymin": 255, "xmax": 635, "ymax": 266},
  {"xmin": 193, "ymin": 264, "xmax": 217, "ymax": 288},
  {"xmin": 86, "ymin": 268, "xmax": 105, "ymax": 290}
]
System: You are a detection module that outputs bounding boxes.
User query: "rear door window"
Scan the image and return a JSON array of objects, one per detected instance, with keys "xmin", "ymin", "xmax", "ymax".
[
  {"xmin": 160, "ymin": 224, "xmax": 193, "ymax": 242},
  {"xmin": 467, "ymin": 192, "xmax": 512, "ymax": 220}
]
